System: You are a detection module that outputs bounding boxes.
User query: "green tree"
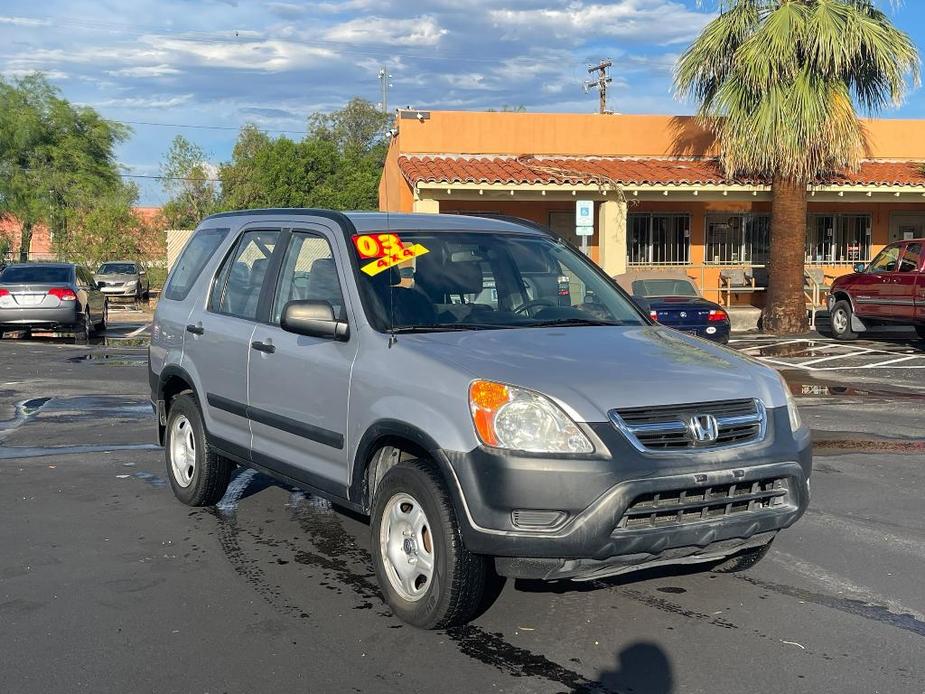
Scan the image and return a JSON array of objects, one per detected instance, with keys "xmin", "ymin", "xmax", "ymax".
[
  {"xmin": 57, "ymin": 182, "xmax": 146, "ymax": 268},
  {"xmin": 220, "ymin": 97, "xmax": 389, "ymax": 212},
  {"xmin": 675, "ymin": 1, "xmax": 919, "ymax": 334},
  {"xmin": 0, "ymin": 73, "xmax": 128, "ymax": 260},
  {"xmin": 160, "ymin": 135, "xmax": 219, "ymax": 228}
]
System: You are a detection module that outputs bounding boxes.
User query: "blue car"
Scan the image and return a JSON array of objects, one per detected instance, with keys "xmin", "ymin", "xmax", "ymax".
[{"xmin": 622, "ymin": 275, "xmax": 731, "ymax": 344}]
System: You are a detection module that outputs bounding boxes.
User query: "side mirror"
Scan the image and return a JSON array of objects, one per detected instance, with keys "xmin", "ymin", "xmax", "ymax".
[
  {"xmin": 853, "ymin": 263, "xmax": 867, "ymax": 273},
  {"xmin": 281, "ymin": 300, "xmax": 349, "ymax": 341}
]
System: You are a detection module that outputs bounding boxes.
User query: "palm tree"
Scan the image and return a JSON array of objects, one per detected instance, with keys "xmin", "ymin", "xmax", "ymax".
[{"xmin": 675, "ymin": 1, "xmax": 919, "ymax": 334}]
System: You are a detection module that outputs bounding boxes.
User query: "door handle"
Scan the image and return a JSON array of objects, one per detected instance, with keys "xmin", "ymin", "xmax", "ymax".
[
  {"xmin": 251, "ymin": 340, "xmax": 276, "ymax": 354},
  {"xmin": 186, "ymin": 323, "xmax": 204, "ymax": 335}
]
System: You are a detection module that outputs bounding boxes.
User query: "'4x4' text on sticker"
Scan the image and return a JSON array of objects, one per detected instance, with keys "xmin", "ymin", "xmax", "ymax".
[{"xmin": 360, "ymin": 243, "xmax": 429, "ymax": 276}]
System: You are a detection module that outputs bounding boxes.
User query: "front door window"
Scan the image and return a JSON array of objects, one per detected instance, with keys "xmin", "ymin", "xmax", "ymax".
[{"xmin": 868, "ymin": 245, "xmax": 900, "ymax": 273}]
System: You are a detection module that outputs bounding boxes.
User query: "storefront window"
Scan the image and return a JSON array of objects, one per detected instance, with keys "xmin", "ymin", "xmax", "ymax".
[
  {"xmin": 627, "ymin": 213, "xmax": 690, "ymax": 265},
  {"xmin": 806, "ymin": 214, "xmax": 871, "ymax": 264},
  {"xmin": 705, "ymin": 214, "xmax": 769, "ymax": 265}
]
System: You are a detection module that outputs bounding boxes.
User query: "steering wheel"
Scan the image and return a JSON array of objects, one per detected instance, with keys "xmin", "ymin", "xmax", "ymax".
[{"xmin": 513, "ymin": 298, "xmax": 558, "ymax": 317}]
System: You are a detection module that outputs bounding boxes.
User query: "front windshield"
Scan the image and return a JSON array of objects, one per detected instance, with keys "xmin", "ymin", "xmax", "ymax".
[
  {"xmin": 350, "ymin": 230, "xmax": 646, "ymax": 332},
  {"xmin": 632, "ymin": 278, "xmax": 699, "ymax": 298},
  {"xmin": 98, "ymin": 263, "xmax": 137, "ymax": 274}
]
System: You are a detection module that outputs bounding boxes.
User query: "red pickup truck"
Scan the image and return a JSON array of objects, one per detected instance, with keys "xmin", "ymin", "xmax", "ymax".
[{"xmin": 827, "ymin": 238, "xmax": 925, "ymax": 340}]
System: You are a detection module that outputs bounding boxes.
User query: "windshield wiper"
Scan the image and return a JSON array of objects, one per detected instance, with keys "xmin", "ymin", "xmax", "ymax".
[
  {"xmin": 390, "ymin": 322, "xmax": 509, "ymax": 334},
  {"xmin": 526, "ymin": 318, "xmax": 626, "ymax": 327}
]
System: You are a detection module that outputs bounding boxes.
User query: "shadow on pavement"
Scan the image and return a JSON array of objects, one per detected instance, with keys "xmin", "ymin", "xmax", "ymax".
[{"xmin": 595, "ymin": 642, "xmax": 674, "ymax": 694}]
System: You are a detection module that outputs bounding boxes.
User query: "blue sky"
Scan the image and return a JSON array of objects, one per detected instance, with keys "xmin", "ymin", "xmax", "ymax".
[{"xmin": 2, "ymin": 0, "xmax": 925, "ymax": 205}]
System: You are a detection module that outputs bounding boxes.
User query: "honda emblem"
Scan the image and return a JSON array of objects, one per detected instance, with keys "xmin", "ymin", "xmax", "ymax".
[{"xmin": 688, "ymin": 414, "xmax": 719, "ymax": 444}]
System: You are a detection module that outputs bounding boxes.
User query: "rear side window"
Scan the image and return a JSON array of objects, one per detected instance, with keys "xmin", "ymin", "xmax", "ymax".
[
  {"xmin": 209, "ymin": 230, "xmax": 279, "ymax": 320},
  {"xmin": 899, "ymin": 243, "xmax": 922, "ymax": 273},
  {"xmin": 1, "ymin": 266, "xmax": 72, "ymax": 284},
  {"xmin": 163, "ymin": 228, "xmax": 229, "ymax": 302}
]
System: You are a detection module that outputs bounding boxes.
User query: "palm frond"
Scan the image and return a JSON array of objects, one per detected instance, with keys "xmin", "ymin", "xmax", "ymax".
[{"xmin": 677, "ymin": 0, "xmax": 920, "ymax": 180}]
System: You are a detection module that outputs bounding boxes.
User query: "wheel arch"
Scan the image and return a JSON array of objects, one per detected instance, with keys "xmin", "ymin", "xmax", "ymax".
[
  {"xmin": 154, "ymin": 364, "xmax": 199, "ymax": 445},
  {"xmin": 350, "ymin": 420, "xmax": 464, "ymax": 517}
]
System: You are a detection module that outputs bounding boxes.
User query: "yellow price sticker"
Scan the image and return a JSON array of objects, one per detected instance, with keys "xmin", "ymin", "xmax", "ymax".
[{"xmin": 360, "ymin": 243, "xmax": 430, "ymax": 276}]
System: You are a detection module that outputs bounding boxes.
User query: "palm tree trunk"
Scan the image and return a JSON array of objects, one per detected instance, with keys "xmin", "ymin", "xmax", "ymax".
[
  {"xmin": 764, "ymin": 176, "xmax": 808, "ymax": 335},
  {"xmin": 19, "ymin": 221, "xmax": 33, "ymax": 263}
]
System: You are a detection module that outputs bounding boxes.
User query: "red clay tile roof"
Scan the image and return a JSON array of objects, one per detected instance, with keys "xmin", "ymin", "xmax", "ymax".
[{"xmin": 397, "ymin": 155, "xmax": 925, "ymax": 188}]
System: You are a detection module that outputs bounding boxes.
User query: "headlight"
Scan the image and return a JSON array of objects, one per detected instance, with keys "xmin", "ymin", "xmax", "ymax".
[
  {"xmin": 125, "ymin": 280, "xmax": 137, "ymax": 287},
  {"xmin": 776, "ymin": 372, "xmax": 802, "ymax": 433},
  {"xmin": 468, "ymin": 380, "xmax": 593, "ymax": 454}
]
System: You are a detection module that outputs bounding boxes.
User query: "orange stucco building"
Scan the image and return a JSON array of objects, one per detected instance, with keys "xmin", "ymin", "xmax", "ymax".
[{"xmin": 379, "ymin": 110, "xmax": 925, "ymax": 306}]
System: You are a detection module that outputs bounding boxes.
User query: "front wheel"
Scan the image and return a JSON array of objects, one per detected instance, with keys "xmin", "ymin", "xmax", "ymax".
[
  {"xmin": 830, "ymin": 300, "xmax": 858, "ymax": 341},
  {"xmin": 711, "ymin": 540, "xmax": 773, "ymax": 573},
  {"xmin": 165, "ymin": 393, "xmax": 233, "ymax": 506},
  {"xmin": 371, "ymin": 460, "xmax": 488, "ymax": 629}
]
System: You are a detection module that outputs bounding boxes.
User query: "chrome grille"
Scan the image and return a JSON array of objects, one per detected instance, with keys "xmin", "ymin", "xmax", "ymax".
[
  {"xmin": 616, "ymin": 477, "xmax": 790, "ymax": 530},
  {"xmin": 609, "ymin": 399, "xmax": 765, "ymax": 452}
]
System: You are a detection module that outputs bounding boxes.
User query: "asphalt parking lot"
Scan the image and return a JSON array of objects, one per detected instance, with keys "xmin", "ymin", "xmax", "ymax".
[{"xmin": 1, "ymin": 323, "xmax": 923, "ymax": 693}]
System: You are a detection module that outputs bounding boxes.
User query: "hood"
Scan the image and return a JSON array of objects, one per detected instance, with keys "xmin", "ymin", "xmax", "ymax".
[{"xmin": 399, "ymin": 325, "xmax": 785, "ymax": 422}]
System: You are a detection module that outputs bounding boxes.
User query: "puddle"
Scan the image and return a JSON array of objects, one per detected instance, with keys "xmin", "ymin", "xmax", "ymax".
[
  {"xmin": 99, "ymin": 337, "xmax": 149, "ymax": 347},
  {"xmin": 67, "ymin": 352, "xmax": 147, "ymax": 366},
  {"xmin": 0, "ymin": 442, "xmax": 161, "ymax": 460},
  {"xmin": 783, "ymin": 372, "xmax": 925, "ymax": 400},
  {"xmin": 119, "ymin": 471, "xmax": 167, "ymax": 488}
]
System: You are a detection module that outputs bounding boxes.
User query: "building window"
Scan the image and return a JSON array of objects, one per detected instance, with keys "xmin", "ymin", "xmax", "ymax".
[
  {"xmin": 627, "ymin": 213, "xmax": 690, "ymax": 265},
  {"xmin": 705, "ymin": 214, "xmax": 769, "ymax": 265},
  {"xmin": 806, "ymin": 214, "xmax": 871, "ymax": 264}
]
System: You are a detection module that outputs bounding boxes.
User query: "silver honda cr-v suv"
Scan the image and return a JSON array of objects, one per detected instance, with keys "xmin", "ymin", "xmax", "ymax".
[{"xmin": 149, "ymin": 210, "xmax": 811, "ymax": 629}]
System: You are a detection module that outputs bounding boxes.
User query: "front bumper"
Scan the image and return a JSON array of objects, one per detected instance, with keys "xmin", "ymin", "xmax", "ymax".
[
  {"xmin": 439, "ymin": 406, "xmax": 811, "ymax": 578},
  {"xmin": 100, "ymin": 285, "xmax": 137, "ymax": 296},
  {"xmin": 0, "ymin": 305, "xmax": 79, "ymax": 329}
]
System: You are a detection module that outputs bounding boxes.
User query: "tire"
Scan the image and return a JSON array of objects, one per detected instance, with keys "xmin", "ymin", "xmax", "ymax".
[
  {"xmin": 73, "ymin": 310, "xmax": 91, "ymax": 344},
  {"xmin": 96, "ymin": 301, "xmax": 108, "ymax": 331},
  {"xmin": 165, "ymin": 393, "xmax": 233, "ymax": 506},
  {"xmin": 915, "ymin": 325, "xmax": 925, "ymax": 340},
  {"xmin": 711, "ymin": 540, "xmax": 773, "ymax": 573},
  {"xmin": 829, "ymin": 300, "xmax": 857, "ymax": 341},
  {"xmin": 371, "ymin": 459, "xmax": 488, "ymax": 629}
]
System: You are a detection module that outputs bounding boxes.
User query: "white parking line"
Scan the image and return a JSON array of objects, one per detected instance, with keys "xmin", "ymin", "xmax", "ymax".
[
  {"xmin": 796, "ymin": 348, "xmax": 877, "ymax": 366},
  {"xmin": 858, "ymin": 355, "xmax": 923, "ymax": 368},
  {"xmin": 125, "ymin": 323, "xmax": 151, "ymax": 337}
]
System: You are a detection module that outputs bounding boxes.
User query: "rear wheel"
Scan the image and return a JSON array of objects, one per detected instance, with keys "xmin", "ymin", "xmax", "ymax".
[
  {"xmin": 829, "ymin": 300, "xmax": 857, "ymax": 341},
  {"xmin": 371, "ymin": 459, "xmax": 488, "ymax": 629},
  {"xmin": 96, "ymin": 301, "xmax": 108, "ymax": 331},
  {"xmin": 73, "ymin": 310, "xmax": 91, "ymax": 344},
  {"xmin": 165, "ymin": 393, "xmax": 233, "ymax": 506},
  {"xmin": 711, "ymin": 540, "xmax": 773, "ymax": 573},
  {"xmin": 915, "ymin": 325, "xmax": 925, "ymax": 340}
]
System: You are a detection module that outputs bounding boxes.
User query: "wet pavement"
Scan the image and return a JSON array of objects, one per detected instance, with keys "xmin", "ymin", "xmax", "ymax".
[{"xmin": 0, "ymin": 333, "xmax": 923, "ymax": 693}]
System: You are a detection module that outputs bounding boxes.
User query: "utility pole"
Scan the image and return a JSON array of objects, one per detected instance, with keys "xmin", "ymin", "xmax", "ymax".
[
  {"xmin": 585, "ymin": 59, "xmax": 613, "ymax": 114},
  {"xmin": 378, "ymin": 65, "xmax": 392, "ymax": 114}
]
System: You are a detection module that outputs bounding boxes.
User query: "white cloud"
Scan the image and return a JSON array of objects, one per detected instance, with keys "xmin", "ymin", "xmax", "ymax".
[
  {"xmin": 324, "ymin": 16, "xmax": 447, "ymax": 46},
  {"xmin": 0, "ymin": 15, "xmax": 51, "ymax": 26},
  {"xmin": 108, "ymin": 64, "xmax": 181, "ymax": 78},
  {"xmin": 490, "ymin": 1, "xmax": 710, "ymax": 45},
  {"xmin": 95, "ymin": 93, "xmax": 194, "ymax": 109}
]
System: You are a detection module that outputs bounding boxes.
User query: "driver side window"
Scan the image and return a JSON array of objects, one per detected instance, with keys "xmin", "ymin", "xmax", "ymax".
[
  {"xmin": 272, "ymin": 233, "xmax": 345, "ymax": 324},
  {"xmin": 869, "ymin": 245, "xmax": 900, "ymax": 273}
]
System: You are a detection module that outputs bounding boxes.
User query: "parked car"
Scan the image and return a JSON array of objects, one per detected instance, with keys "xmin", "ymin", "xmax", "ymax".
[
  {"xmin": 94, "ymin": 260, "xmax": 149, "ymax": 302},
  {"xmin": 828, "ymin": 239, "xmax": 925, "ymax": 340},
  {"xmin": 150, "ymin": 210, "xmax": 811, "ymax": 629},
  {"xmin": 617, "ymin": 273, "xmax": 731, "ymax": 343},
  {"xmin": 0, "ymin": 262, "xmax": 107, "ymax": 342}
]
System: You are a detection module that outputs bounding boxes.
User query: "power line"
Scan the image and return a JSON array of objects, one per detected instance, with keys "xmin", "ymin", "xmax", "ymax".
[{"xmin": 116, "ymin": 119, "xmax": 308, "ymax": 135}]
